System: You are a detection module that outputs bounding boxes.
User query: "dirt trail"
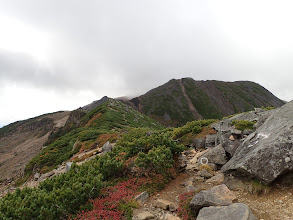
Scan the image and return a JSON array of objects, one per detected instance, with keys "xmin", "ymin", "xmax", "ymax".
[
  {"xmin": 179, "ymin": 79, "xmax": 202, "ymax": 120},
  {"xmin": 133, "ymin": 149, "xmax": 293, "ymax": 220}
]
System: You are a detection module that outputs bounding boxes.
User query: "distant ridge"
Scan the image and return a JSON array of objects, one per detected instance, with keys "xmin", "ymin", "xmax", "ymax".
[{"xmin": 129, "ymin": 78, "xmax": 285, "ymax": 126}]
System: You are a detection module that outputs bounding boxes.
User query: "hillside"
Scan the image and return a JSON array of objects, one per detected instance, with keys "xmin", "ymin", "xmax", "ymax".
[
  {"xmin": 0, "ymin": 111, "xmax": 70, "ymax": 181},
  {"xmin": 130, "ymin": 78, "xmax": 285, "ymax": 126},
  {"xmin": 0, "ymin": 101, "xmax": 293, "ymax": 219}
]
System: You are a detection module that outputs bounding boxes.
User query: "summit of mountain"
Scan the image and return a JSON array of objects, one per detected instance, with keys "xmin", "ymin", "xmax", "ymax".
[{"xmin": 129, "ymin": 78, "xmax": 285, "ymax": 126}]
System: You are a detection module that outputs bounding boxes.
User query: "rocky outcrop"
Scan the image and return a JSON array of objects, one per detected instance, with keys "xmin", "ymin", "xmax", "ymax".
[
  {"xmin": 102, "ymin": 141, "xmax": 113, "ymax": 153},
  {"xmin": 197, "ymin": 203, "xmax": 257, "ymax": 220},
  {"xmin": 222, "ymin": 100, "xmax": 293, "ymax": 184},
  {"xmin": 200, "ymin": 145, "xmax": 227, "ymax": 165},
  {"xmin": 189, "ymin": 184, "xmax": 237, "ymax": 215}
]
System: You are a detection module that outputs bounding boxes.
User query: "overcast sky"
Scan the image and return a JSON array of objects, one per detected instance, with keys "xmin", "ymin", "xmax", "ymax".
[{"xmin": 0, "ymin": 0, "xmax": 293, "ymax": 127}]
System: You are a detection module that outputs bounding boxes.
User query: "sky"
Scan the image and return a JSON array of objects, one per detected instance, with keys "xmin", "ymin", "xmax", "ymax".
[{"xmin": 0, "ymin": 0, "xmax": 293, "ymax": 127}]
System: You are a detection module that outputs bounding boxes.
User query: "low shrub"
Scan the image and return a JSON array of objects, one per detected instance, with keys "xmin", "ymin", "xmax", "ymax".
[{"xmin": 231, "ymin": 120, "xmax": 256, "ymax": 131}]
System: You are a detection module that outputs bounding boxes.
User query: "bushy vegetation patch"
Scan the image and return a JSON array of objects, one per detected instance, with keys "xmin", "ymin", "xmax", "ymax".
[
  {"xmin": 231, "ymin": 120, "xmax": 256, "ymax": 131},
  {"xmin": 172, "ymin": 119, "xmax": 217, "ymax": 139},
  {"xmin": 0, "ymin": 161, "xmax": 104, "ymax": 220},
  {"xmin": 176, "ymin": 191, "xmax": 196, "ymax": 220}
]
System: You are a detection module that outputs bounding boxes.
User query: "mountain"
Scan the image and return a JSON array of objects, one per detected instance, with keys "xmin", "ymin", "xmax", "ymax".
[
  {"xmin": 0, "ymin": 98, "xmax": 163, "ymax": 181},
  {"xmin": 0, "ymin": 111, "xmax": 70, "ymax": 180},
  {"xmin": 130, "ymin": 78, "xmax": 285, "ymax": 126}
]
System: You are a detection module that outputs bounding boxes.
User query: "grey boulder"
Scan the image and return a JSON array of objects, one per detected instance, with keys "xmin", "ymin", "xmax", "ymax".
[
  {"xmin": 189, "ymin": 184, "xmax": 236, "ymax": 215},
  {"xmin": 102, "ymin": 141, "xmax": 113, "ymax": 153},
  {"xmin": 200, "ymin": 144, "xmax": 227, "ymax": 165},
  {"xmin": 197, "ymin": 203, "xmax": 257, "ymax": 220},
  {"xmin": 222, "ymin": 100, "xmax": 293, "ymax": 184}
]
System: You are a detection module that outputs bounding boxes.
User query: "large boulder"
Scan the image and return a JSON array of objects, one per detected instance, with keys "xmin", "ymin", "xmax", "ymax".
[
  {"xmin": 222, "ymin": 100, "xmax": 293, "ymax": 184},
  {"xmin": 189, "ymin": 184, "xmax": 236, "ymax": 215},
  {"xmin": 200, "ymin": 144, "xmax": 227, "ymax": 165},
  {"xmin": 197, "ymin": 203, "xmax": 257, "ymax": 220}
]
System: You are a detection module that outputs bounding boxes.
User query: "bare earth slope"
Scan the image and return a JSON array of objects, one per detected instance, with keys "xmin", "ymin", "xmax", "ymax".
[{"xmin": 0, "ymin": 111, "xmax": 70, "ymax": 180}]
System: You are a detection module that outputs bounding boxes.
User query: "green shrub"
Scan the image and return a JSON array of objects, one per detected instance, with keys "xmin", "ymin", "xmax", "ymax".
[
  {"xmin": 172, "ymin": 119, "xmax": 217, "ymax": 139},
  {"xmin": 135, "ymin": 145, "xmax": 173, "ymax": 175},
  {"xmin": 231, "ymin": 120, "xmax": 256, "ymax": 131}
]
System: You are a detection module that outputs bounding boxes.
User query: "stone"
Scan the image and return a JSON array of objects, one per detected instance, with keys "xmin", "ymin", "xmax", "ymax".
[
  {"xmin": 192, "ymin": 137, "xmax": 205, "ymax": 149},
  {"xmin": 135, "ymin": 191, "xmax": 149, "ymax": 204},
  {"xmin": 186, "ymin": 163, "xmax": 197, "ymax": 171},
  {"xmin": 222, "ymin": 100, "xmax": 293, "ymax": 184},
  {"xmin": 222, "ymin": 139, "xmax": 241, "ymax": 157},
  {"xmin": 66, "ymin": 162, "xmax": 73, "ymax": 172},
  {"xmin": 229, "ymin": 135, "xmax": 235, "ymax": 141},
  {"xmin": 200, "ymin": 169, "xmax": 213, "ymax": 178},
  {"xmin": 205, "ymin": 134, "xmax": 217, "ymax": 148},
  {"xmin": 96, "ymin": 147, "xmax": 103, "ymax": 153},
  {"xmin": 197, "ymin": 203, "xmax": 257, "ymax": 220},
  {"xmin": 153, "ymin": 199, "xmax": 174, "ymax": 210},
  {"xmin": 206, "ymin": 173, "xmax": 224, "ymax": 185},
  {"xmin": 133, "ymin": 211, "xmax": 155, "ymax": 220},
  {"xmin": 185, "ymin": 185, "xmax": 196, "ymax": 192},
  {"xmin": 102, "ymin": 141, "xmax": 113, "ymax": 153},
  {"xmin": 243, "ymin": 129, "xmax": 253, "ymax": 135},
  {"xmin": 190, "ymin": 156, "xmax": 198, "ymax": 164},
  {"xmin": 189, "ymin": 184, "xmax": 237, "ymax": 215},
  {"xmin": 231, "ymin": 129, "xmax": 242, "ymax": 136},
  {"xmin": 285, "ymin": 157, "xmax": 291, "ymax": 163},
  {"xmin": 34, "ymin": 173, "xmax": 40, "ymax": 180},
  {"xmin": 208, "ymin": 163, "xmax": 217, "ymax": 171},
  {"xmin": 200, "ymin": 144, "xmax": 227, "ymax": 165},
  {"xmin": 193, "ymin": 176, "xmax": 205, "ymax": 182}
]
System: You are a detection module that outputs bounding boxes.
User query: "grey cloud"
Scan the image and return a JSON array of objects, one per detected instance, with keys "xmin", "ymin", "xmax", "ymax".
[{"xmin": 0, "ymin": 0, "xmax": 292, "ymax": 101}]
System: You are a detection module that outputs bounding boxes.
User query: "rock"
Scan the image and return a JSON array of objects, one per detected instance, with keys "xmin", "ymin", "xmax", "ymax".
[
  {"xmin": 205, "ymin": 134, "xmax": 217, "ymax": 148},
  {"xmin": 190, "ymin": 156, "xmax": 197, "ymax": 164},
  {"xmin": 229, "ymin": 135, "xmax": 235, "ymax": 141},
  {"xmin": 102, "ymin": 141, "xmax": 113, "ymax": 153},
  {"xmin": 133, "ymin": 211, "xmax": 155, "ymax": 220},
  {"xmin": 135, "ymin": 191, "xmax": 149, "ymax": 204},
  {"xmin": 186, "ymin": 163, "xmax": 197, "ymax": 171},
  {"xmin": 178, "ymin": 154, "xmax": 187, "ymax": 171},
  {"xmin": 208, "ymin": 163, "xmax": 217, "ymax": 171},
  {"xmin": 96, "ymin": 147, "xmax": 103, "ymax": 153},
  {"xmin": 197, "ymin": 203, "xmax": 257, "ymax": 220},
  {"xmin": 192, "ymin": 137, "xmax": 205, "ymax": 149},
  {"xmin": 206, "ymin": 173, "xmax": 224, "ymax": 185},
  {"xmin": 163, "ymin": 214, "xmax": 181, "ymax": 220},
  {"xmin": 153, "ymin": 199, "xmax": 175, "ymax": 211},
  {"xmin": 189, "ymin": 184, "xmax": 237, "ymax": 215},
  {"xmin": 231, "ymin": 129, "xmax": 242, "ymax": 136},
  {"xmin": 66, "ymin": 162, "xmax": 73, "ymax": 172},
  {"xmin": 243, "ymin": 129, "xmax": 253, "ymax": 135},
  {"xmin": 200, "ymin": 144, "xmax": 227, "ymax": 165},
  {"xmin": 200, "ymin": 169, "xmax": 213, "ymax": 179},
  {"xmin": 222, "ymin": 100, "xmax": 293, "ymax": 184},
  {"xmin": 222, "ymin": 139, "xmax": 241, "ymax": 157},
  {"xmin": 193, "ymin": 176, "xmax": 205, "ymax": 182},
  {"xmin": 34, "ymin": 173, "xmax": 40, "ymax": 180},
  {"xmin": 185, "ymin": 185, "xmax": 196, "ymax": 192}
]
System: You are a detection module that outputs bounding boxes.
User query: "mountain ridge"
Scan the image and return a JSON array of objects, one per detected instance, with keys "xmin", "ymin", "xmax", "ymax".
[{"xmin": 129, "ymin": 78, "xmax": 285, "ymax": 126}]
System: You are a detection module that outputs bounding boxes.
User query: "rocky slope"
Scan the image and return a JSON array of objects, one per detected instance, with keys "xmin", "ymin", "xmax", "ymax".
[
  {"xmin": 130, "ymin": 78, "xmax": 285, "ymax": 126},
  {"xmin": 0, "ymin": 111, "xmax": 70, "ymax": 181}
]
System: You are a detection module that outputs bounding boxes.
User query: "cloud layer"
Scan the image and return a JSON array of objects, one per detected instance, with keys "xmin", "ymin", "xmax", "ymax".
[{"xmin": 0, "ymin": 0, "xmax": 292, "ymax": 125}]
